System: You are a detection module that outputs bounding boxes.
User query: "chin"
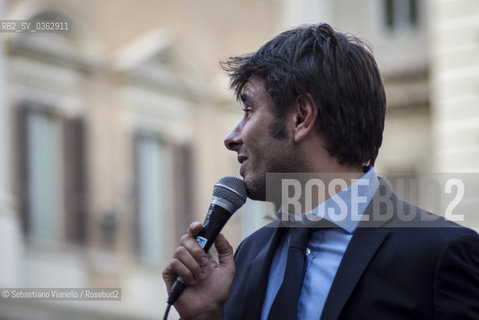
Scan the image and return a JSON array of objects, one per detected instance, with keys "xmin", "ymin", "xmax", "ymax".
[{"xmin": 244, "ymin": 175, "xmax": 266, "ymax": 201}]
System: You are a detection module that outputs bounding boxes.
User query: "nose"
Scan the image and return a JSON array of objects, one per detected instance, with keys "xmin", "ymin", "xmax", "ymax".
[{"xmin": 224, "ymin": 122, "xmax": 242, "ymax": 152}]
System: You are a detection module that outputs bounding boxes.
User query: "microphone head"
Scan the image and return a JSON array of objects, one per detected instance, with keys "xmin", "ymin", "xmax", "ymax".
[{"xmin": 212, "ymin": 176, "xmax": 247, "ymax": 213}]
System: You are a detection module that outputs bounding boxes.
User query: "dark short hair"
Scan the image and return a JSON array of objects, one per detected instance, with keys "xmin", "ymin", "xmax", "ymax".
[{"xmin": 221, "ymin": 23, "xmax": 386, "ymax": 167}]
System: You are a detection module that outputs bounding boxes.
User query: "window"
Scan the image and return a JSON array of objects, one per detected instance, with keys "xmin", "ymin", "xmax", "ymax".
[
  {"xmin": 136, "ymin": 134, "xmax": 170, "ymax": 263},
  {"xmin": 16, "ymin": 105, "xmax": 86, "ymax": 244},
  {"xmin": 26, "ymin": 110, "xmax": 63, "ymax": 241},
  {"xmin": 384, "ymin": 0, "xmax": 418, "ymax": 32},
  {"xmin": 134, "ymin": 133, "xmax": 193, "ymax": 264}
]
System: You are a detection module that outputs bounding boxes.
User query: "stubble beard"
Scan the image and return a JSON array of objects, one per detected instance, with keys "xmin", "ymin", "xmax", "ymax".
[{"xmin": 244, "ymin": 118, "xmax": 291, "ymax": 201}]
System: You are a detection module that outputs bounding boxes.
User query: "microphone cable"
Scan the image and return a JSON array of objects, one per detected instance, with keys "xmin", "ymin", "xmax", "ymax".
[{"xmin": 163, "ymin": 303, "xmax": 172, "ymax": 320}]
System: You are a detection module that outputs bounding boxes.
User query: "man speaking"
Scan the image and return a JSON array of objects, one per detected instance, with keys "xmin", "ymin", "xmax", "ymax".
[{"xmin": 162, "ymin": 23, "xmax": 479, "ymax": 320}]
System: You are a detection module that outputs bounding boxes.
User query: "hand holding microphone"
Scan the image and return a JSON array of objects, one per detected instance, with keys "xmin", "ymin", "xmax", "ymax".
[{"xmin": 162, "ymin": 177, "xmax": 247, "ymax": 320}]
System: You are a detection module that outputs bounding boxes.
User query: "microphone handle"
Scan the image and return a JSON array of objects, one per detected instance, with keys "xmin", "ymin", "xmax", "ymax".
[
  {"xmin": 195, "ymin": 204, "xmax": 233, "ymax": 252},
  {"xmin": 167, "ymin": 204, "xmax": 234, "ymax": 305}
]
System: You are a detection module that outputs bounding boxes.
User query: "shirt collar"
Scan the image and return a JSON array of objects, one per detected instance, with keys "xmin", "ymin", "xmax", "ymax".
[{"xmin": 310, "ymin": 167, "xmax": 379, "ymax": 233}]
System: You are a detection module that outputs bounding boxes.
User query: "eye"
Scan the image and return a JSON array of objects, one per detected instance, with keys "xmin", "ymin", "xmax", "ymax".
[{"xmin": 241, "ymin": 107, "xmax": 253, "ymax": 116}]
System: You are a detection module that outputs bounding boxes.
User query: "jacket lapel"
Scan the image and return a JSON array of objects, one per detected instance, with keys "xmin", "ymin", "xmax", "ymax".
[
  {"xmin": 243, "ymin": 226, "xmax": 285, "ymax": 320},
  {"xmin": 320, "ymin": 227, "xmax": 389, "ymax": 320},
  {"xmin": 321, "ymin": 178, "xmax": 395, "ymax": 319}
]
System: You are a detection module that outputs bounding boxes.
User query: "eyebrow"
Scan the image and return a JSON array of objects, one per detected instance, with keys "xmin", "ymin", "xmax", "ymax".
[
  {"xmin": 240, "ymin": 93, "xmax": 254, "ymax": 107},
  {"xmin": 240, "ymin": 93, "xmax": 248, "ymax": 104}
]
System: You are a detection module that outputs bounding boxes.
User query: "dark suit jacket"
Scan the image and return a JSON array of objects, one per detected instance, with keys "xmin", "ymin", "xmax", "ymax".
[{"xmin": 222, "ymin": 181, "xmax": 479, "ymax": 320}]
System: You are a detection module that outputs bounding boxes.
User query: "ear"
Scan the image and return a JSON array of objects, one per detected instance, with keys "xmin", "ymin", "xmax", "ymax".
[{"xmin": 292, "ymin": 94, "xmax": 318, "ymax": 143}]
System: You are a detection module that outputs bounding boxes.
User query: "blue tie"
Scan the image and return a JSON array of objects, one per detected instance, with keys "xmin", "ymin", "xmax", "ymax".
[{"xmin": 268, "ymin": 227, "xmax": 313, "ymax": 320}]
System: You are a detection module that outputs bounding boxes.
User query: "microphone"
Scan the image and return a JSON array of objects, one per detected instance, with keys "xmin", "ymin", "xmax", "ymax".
[{"xmin": 167, "ymin": 176, "xmax": 247, "ymax": 305}]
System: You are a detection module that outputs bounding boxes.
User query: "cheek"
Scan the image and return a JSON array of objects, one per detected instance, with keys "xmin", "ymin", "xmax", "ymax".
[
  {"xmin": 241, "ymin": 122, "xmax": 259, "ymax": 148},
  {"xmin": 268, "ymin": 118, "xmax": 288, "ymax": 139}
]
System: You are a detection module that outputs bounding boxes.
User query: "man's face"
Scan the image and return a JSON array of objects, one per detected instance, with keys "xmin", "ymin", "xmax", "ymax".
[{"xmin": 224, "ymin": 77, "xmax": 296, "ymax": 200}]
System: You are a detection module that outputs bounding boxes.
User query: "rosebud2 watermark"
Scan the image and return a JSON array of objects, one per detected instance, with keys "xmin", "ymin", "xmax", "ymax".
[
  {"xmin": 0, "ymin": 288, "xmax": 121, "ymax": 301},
  {"xmin": 265, "ymin": 173, "xmax": 479, "ymax": 227}
]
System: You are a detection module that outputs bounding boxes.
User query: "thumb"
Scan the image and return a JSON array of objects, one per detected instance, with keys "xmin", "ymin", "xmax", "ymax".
[{"xmin": 214, "ymin": 233, "xmax": 234, "ymax": 267}]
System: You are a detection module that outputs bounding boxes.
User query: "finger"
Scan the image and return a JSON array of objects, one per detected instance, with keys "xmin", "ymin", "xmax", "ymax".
[
  {"xmin": 163, "ymin": 258, "xmax": 200, "ymax": 286},
  {"xmin": 214, "ymin": 233, "xmax": 234, "ymax": 267},
  {"xmin": 180, "ymin": 233, "xmax": 210, "ymax": 267},
  {"xmin": 174, "ymin": 244, "xmax": 206, "ymax": 280},
  {"xmin": 187, "ymin": 221, "xmax": 203, "ymax": 237}
]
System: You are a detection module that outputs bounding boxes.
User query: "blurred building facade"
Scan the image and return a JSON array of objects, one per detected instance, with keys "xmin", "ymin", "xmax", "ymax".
[
  {"xmin": 0, "ymin": 0, "xmax": 478, "ymax": 319},
  {"xmin": 0, "ymin": 0, "xmax": 280, "ymax": 318}
]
